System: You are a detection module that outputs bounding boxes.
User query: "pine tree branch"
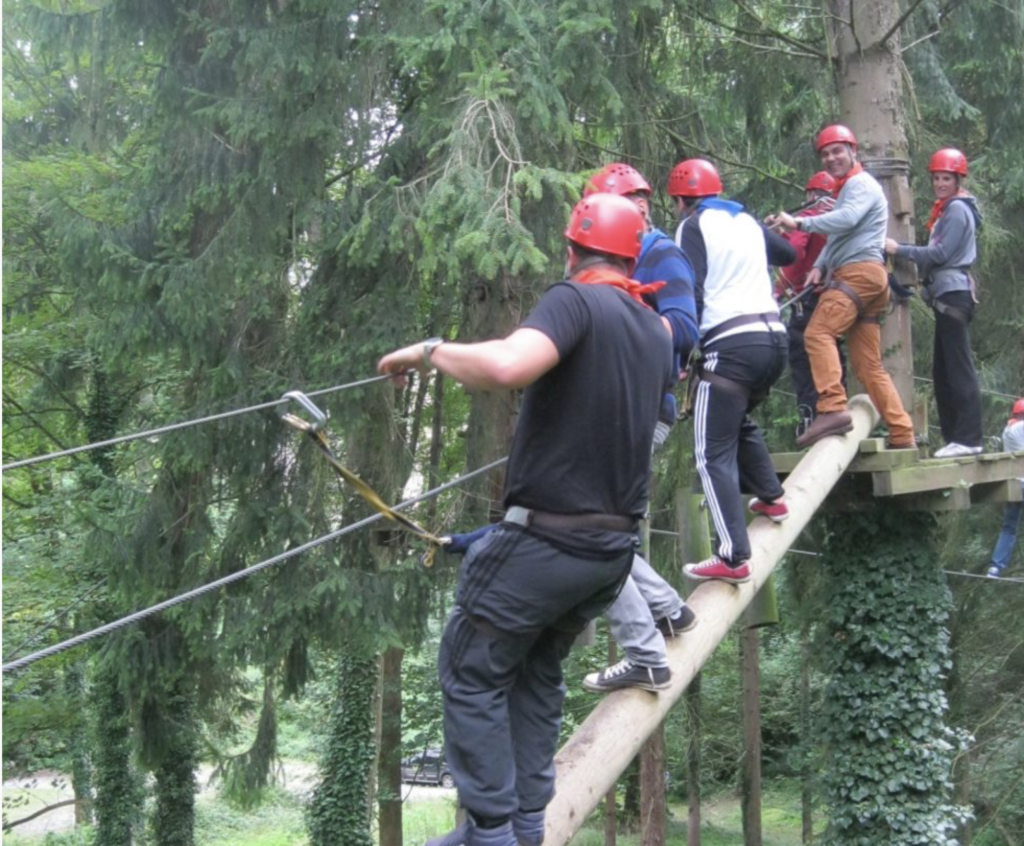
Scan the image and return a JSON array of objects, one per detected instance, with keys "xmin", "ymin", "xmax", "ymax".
[
  {"xmin": 3, "ymin": 357, "xmax": 87, "ymax": 419},
  {"xmin": 1, "ymin": 392, "xmax": 74, "ymax": 456},
  {"xmin": 688, "ymin": 4, "xmax": 827, "ymax": 60},
  {"xmin": 658, "ymin": 126, "xmax": 801, "ymax": 190},
  {"xmin": 878, "ymin": 0, "xmax": 929, "ymax": 48},
  {"xmin": 728, "ymin": 0, "xmax": 829, "ymax": 58}
]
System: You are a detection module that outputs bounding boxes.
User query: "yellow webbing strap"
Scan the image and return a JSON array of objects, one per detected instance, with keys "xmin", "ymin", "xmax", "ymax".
[{"xmin": 279, "ymin": 391, "xmax": 447, "ymax": 566}]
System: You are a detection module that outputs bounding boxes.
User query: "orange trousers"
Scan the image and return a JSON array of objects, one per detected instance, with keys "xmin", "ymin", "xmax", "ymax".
[{"xmin": 804, "ymin": 261, "xmax": 915, "ymax": 444}]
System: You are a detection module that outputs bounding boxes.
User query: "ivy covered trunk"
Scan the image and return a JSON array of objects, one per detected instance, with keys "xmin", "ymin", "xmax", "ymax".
[
  {"xmin": 151, "ymin": 685, "xmax": 199, "ymax": 846},
  {"xmin": 91, "ymin": 664, "xmax": 142, "ymax": 846},
  {"xmin": 307, "ymin": 654, "xmax": 379, "ymax": 846},
  {"xmin": 818, "ymin": 508, "xmax": 967, "ymax": 845},
  {"xmin": 64, "ymin": 659, "xmax": 94, "ymax": 825}
]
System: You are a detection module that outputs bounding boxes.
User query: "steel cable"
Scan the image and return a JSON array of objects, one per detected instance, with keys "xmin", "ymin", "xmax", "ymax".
[
  {"xmin": 1, "ymin": 456, "xmax": 508, "ymax": 674},
  {"xmin": 2, "ymin": 374, "xmax": 395, "ymax": 472}
]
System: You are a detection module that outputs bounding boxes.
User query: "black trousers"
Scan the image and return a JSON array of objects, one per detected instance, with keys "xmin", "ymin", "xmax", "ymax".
[
  {"xmin": 694, "ymin": 332, "xmax": 788, "ymax": 564},
  {"xmin": 788, "ymin": 293, "xmax": 846, "ymax": 416},
  {"xmin": 440, "ymin": 527, "xmax": 632, "ymax": 820},
  {"xmin": 933, "ymin": 291, "xmax": 982, "ymax": 447}
]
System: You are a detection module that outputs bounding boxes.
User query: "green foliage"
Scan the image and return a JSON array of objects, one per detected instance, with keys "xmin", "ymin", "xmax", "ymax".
[{"xmin": 815, "ymin": 508, "xmax": 970, "ymax": 845}]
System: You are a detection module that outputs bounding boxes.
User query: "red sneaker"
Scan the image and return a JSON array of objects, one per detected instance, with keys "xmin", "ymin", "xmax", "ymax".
[
  {"xmin": 683, "ymin": 557, "xmax": 751, "ymax": 584},
  {"xmin": 748, "ymin": 497, "xmax": 789, "ymax": 523}
]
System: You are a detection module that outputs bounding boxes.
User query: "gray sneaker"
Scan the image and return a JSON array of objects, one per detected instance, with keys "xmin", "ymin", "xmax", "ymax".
[
  {"xmin": 987, "ymin": 566, "xmax": 1001, "ymax": 579},
  {"xmin": 656, "ymin": 606, "xmax": 697, "ymax": 637},
  {"xmin": 583, "ymin": 658, "xmax": 671, "ymax": 693}
]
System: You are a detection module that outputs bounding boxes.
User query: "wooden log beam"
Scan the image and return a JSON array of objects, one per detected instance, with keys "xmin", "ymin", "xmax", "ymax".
[{"xmin": 544, "ymin": 395, "xmax": 881, "ymax": 846}]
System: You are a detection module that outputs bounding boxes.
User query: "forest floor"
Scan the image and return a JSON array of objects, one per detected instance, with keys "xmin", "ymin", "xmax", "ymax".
[
  {"xmin": 3, "ymin": 769, "xmax": 808, "ymax": 844},
  {"xmin": 1, "ymin": 763, "xmax": 453, "ymax": 842}
]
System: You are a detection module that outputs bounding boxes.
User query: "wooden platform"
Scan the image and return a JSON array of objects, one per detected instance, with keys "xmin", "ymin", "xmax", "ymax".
[{"xmin": 771, "ymin": 440, "xmax": 1024, "ymax": 511}]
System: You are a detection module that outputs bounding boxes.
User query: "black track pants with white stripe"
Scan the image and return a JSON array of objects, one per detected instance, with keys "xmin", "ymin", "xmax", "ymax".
[{"xmin": 694, "ymin": 332, "xmax": 787, "ymax": 564}]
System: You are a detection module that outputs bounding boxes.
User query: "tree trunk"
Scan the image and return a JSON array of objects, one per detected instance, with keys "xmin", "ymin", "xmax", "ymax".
[
  {"xmin": 378, "ymin": 646, "xmax": 404, "ymax": 846},
  {"xmin": 65, "ymin": 658, "xmax": 93, "ymax": 826},
  {"xmin": 740, "ymin": 627, "xmax": 763, "ymax": 846},
  {"xmin": 92, "ymin": 664, "xmax": 141, "ymax": 846},
  {"xmin": 830, "ymin": 0, "xmax": 918, "ymax": 425},
  {"xmin": 686, "ymin": 677, "xmax": 702, "ymax": 846},
  {"xmin": 639, "ymin": 724, "xmax": 666, "ymax": 846},
  {"xmin": 817, "ymin": 506, "xmax": 959, "ymax": 844},
  {"xmin": 151, "ymin": 685, "xmax": 198, "ymax": 846},
  {"xmin": 799, "ymin": 627, "xmax": 814, "ymax": 844},
  {"xmin": 307, "ymin": 654, "xmax": 379, "ymax": 846},
  {"xmin": 462, "ymin": 269, "xmax": 521, "ymax": 523}
]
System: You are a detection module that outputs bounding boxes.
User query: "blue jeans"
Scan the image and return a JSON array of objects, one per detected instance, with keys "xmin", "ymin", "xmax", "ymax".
[
  {"xmin": 604, "ymin": 554, "xmax": 684, "ymax": 669},
  {"xmin": 990, "ymin": 482, "xmax": 1023, "ymax": 572}
]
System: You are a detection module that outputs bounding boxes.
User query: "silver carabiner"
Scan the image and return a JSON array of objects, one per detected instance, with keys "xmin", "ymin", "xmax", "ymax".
[{"xmin": 278, "ymin": 390, "xmax": 328, "ymax": 433}]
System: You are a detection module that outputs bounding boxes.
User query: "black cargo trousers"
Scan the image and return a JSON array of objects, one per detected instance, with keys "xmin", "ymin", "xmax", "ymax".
[{"xmin": 439, "ymin": 525, "xmax": 632, "ymax": 820}]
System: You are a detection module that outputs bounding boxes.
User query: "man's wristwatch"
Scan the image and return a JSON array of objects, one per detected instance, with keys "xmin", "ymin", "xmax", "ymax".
[{"xmin": 422, "ymin": 337, "xmax": 445, "ymax": 370}]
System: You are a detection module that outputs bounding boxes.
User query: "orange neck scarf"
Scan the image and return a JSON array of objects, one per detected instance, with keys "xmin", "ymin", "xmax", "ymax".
[
  {"xmin": 926, "ymin": 189, "xmax": 970, "ymax": 232},
  {"xmin": 572, "ymin": 267, "xmax": 665, "ymax": 309},
  {"xmin": 831, "ymin": 161, "xmax": 864, "ymax": 197}
]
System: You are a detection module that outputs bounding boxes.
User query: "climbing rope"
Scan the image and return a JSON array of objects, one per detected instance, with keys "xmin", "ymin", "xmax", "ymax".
[
  {"xmin": 1, "ymin": 456, "xmax": 508, "ymax": 674},
  {"xmin": 1, "ymin": 373, "xmax": 396, "ymax": 472}
]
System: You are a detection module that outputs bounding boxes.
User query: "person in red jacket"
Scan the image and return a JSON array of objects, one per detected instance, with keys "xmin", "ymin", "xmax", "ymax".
[{"xmin": 775, "ymin": 171, "xmax": 845, "ymax": 437}]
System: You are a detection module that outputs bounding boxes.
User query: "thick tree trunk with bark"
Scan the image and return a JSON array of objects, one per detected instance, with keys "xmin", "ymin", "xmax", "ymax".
[
  {"xmin": 462, "ymin": 269, "xmax": 522, "ymax": 522},
  {"xmin": 830, "ymin": 0, "xmax": 919, "ymax": 425}
]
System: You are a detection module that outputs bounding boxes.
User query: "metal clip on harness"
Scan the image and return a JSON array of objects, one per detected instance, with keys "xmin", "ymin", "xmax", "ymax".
[{"xmin": 279, "ymin": 390, "xmax": 449, "ymax": 566}]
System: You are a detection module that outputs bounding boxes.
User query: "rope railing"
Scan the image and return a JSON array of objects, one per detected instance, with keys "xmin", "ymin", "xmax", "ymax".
[
  {"xmin": 2, "ymin": 373, "xmax": 396, "ymax": 472},
  {"xmin": 1, "ymin": 456, "xmax": 508, "ymax": 674}
]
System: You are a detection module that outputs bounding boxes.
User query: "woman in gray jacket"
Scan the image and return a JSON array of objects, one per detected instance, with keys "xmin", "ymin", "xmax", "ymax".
[{"xmin": 886, "ymin": 147, "xmax": 983, "ymax": 458}]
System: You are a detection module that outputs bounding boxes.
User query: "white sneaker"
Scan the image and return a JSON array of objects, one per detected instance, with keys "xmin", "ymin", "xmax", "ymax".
[
  {"xmin": 987, "ymin": 566, "xmax": 1001, "ymax": 579},
  {"xmin": 933, "ymin": 443, "xmax": 983, "ymax": 458}
]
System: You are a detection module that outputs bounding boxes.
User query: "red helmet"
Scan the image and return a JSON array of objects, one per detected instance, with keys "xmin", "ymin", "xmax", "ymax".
[
  {"xmin": 667, "ymin": 159, "xmax": 722, "ymax": 198},
  {"xmin": 816, "ymin": 124, "xmax": 858, "ymax": 152},
  {"xmin": 564, "ymin": 193, "xmax": 644, "ymax": 260},
  {"xmin": 584, "ymin": 163, "xmax": 651, "ymax": 198},
  {"xmin": 928, "ymin": 148, "xmax": 968, "ymax": 176},
  {"xmin": 1012, "ymin": 398, "xmax": 1024, "ymax": 418},
  {"xmin": 805, "ymin": 170, "xmax": 837, "ymax": 193}
]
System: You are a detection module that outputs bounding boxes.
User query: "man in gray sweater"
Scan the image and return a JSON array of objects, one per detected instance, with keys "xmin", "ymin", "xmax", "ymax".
[{"xmin": 770, "ymin": 124, "xmax": 915, "ymax": 449}]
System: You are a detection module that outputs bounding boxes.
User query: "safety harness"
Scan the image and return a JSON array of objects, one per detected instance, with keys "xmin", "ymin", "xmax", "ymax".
[
  {"xmin": 679, "ymin": 312, "xmax": 783, "ymax": 417},
  {"xmin": 279, "ymin": 390, "xmax": 449, "ymax": 566}
]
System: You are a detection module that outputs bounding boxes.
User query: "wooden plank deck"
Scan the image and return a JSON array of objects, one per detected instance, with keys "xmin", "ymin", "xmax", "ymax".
[{"xmin": 771, "ymin": 440, "xmax": 1024, "ymax": 507}]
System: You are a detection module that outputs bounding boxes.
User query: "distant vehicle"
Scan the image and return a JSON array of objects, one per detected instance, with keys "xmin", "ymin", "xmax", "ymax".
[{"xmin": 400, "ymin": 748, "xmax": 455, "ymax": 788}]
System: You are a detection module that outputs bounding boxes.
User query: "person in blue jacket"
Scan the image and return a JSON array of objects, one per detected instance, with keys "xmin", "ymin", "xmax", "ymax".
[{"xmin": 576, "ymin": 163, "xmax": 701, "ymax": 693}]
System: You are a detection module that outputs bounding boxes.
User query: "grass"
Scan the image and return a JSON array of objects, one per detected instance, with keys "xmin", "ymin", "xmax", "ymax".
[
  {"xmin": 400, "ymin": 782, "xmax": 811, "ymax": 845},
  {"xmin": 2, "ymin": 779, "xmax": 814, "ymax": 845}
]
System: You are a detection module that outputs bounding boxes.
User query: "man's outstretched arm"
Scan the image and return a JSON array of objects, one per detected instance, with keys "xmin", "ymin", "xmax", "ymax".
[{"xmin": 378, "ymin": 328, "xmax": 560, "ymax": 391}]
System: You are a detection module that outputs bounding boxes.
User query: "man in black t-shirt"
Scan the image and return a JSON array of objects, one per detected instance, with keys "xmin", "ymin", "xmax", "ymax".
[{"xmin": 378, "ymin": 193, "xmax": 673, "ymax": 846}]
